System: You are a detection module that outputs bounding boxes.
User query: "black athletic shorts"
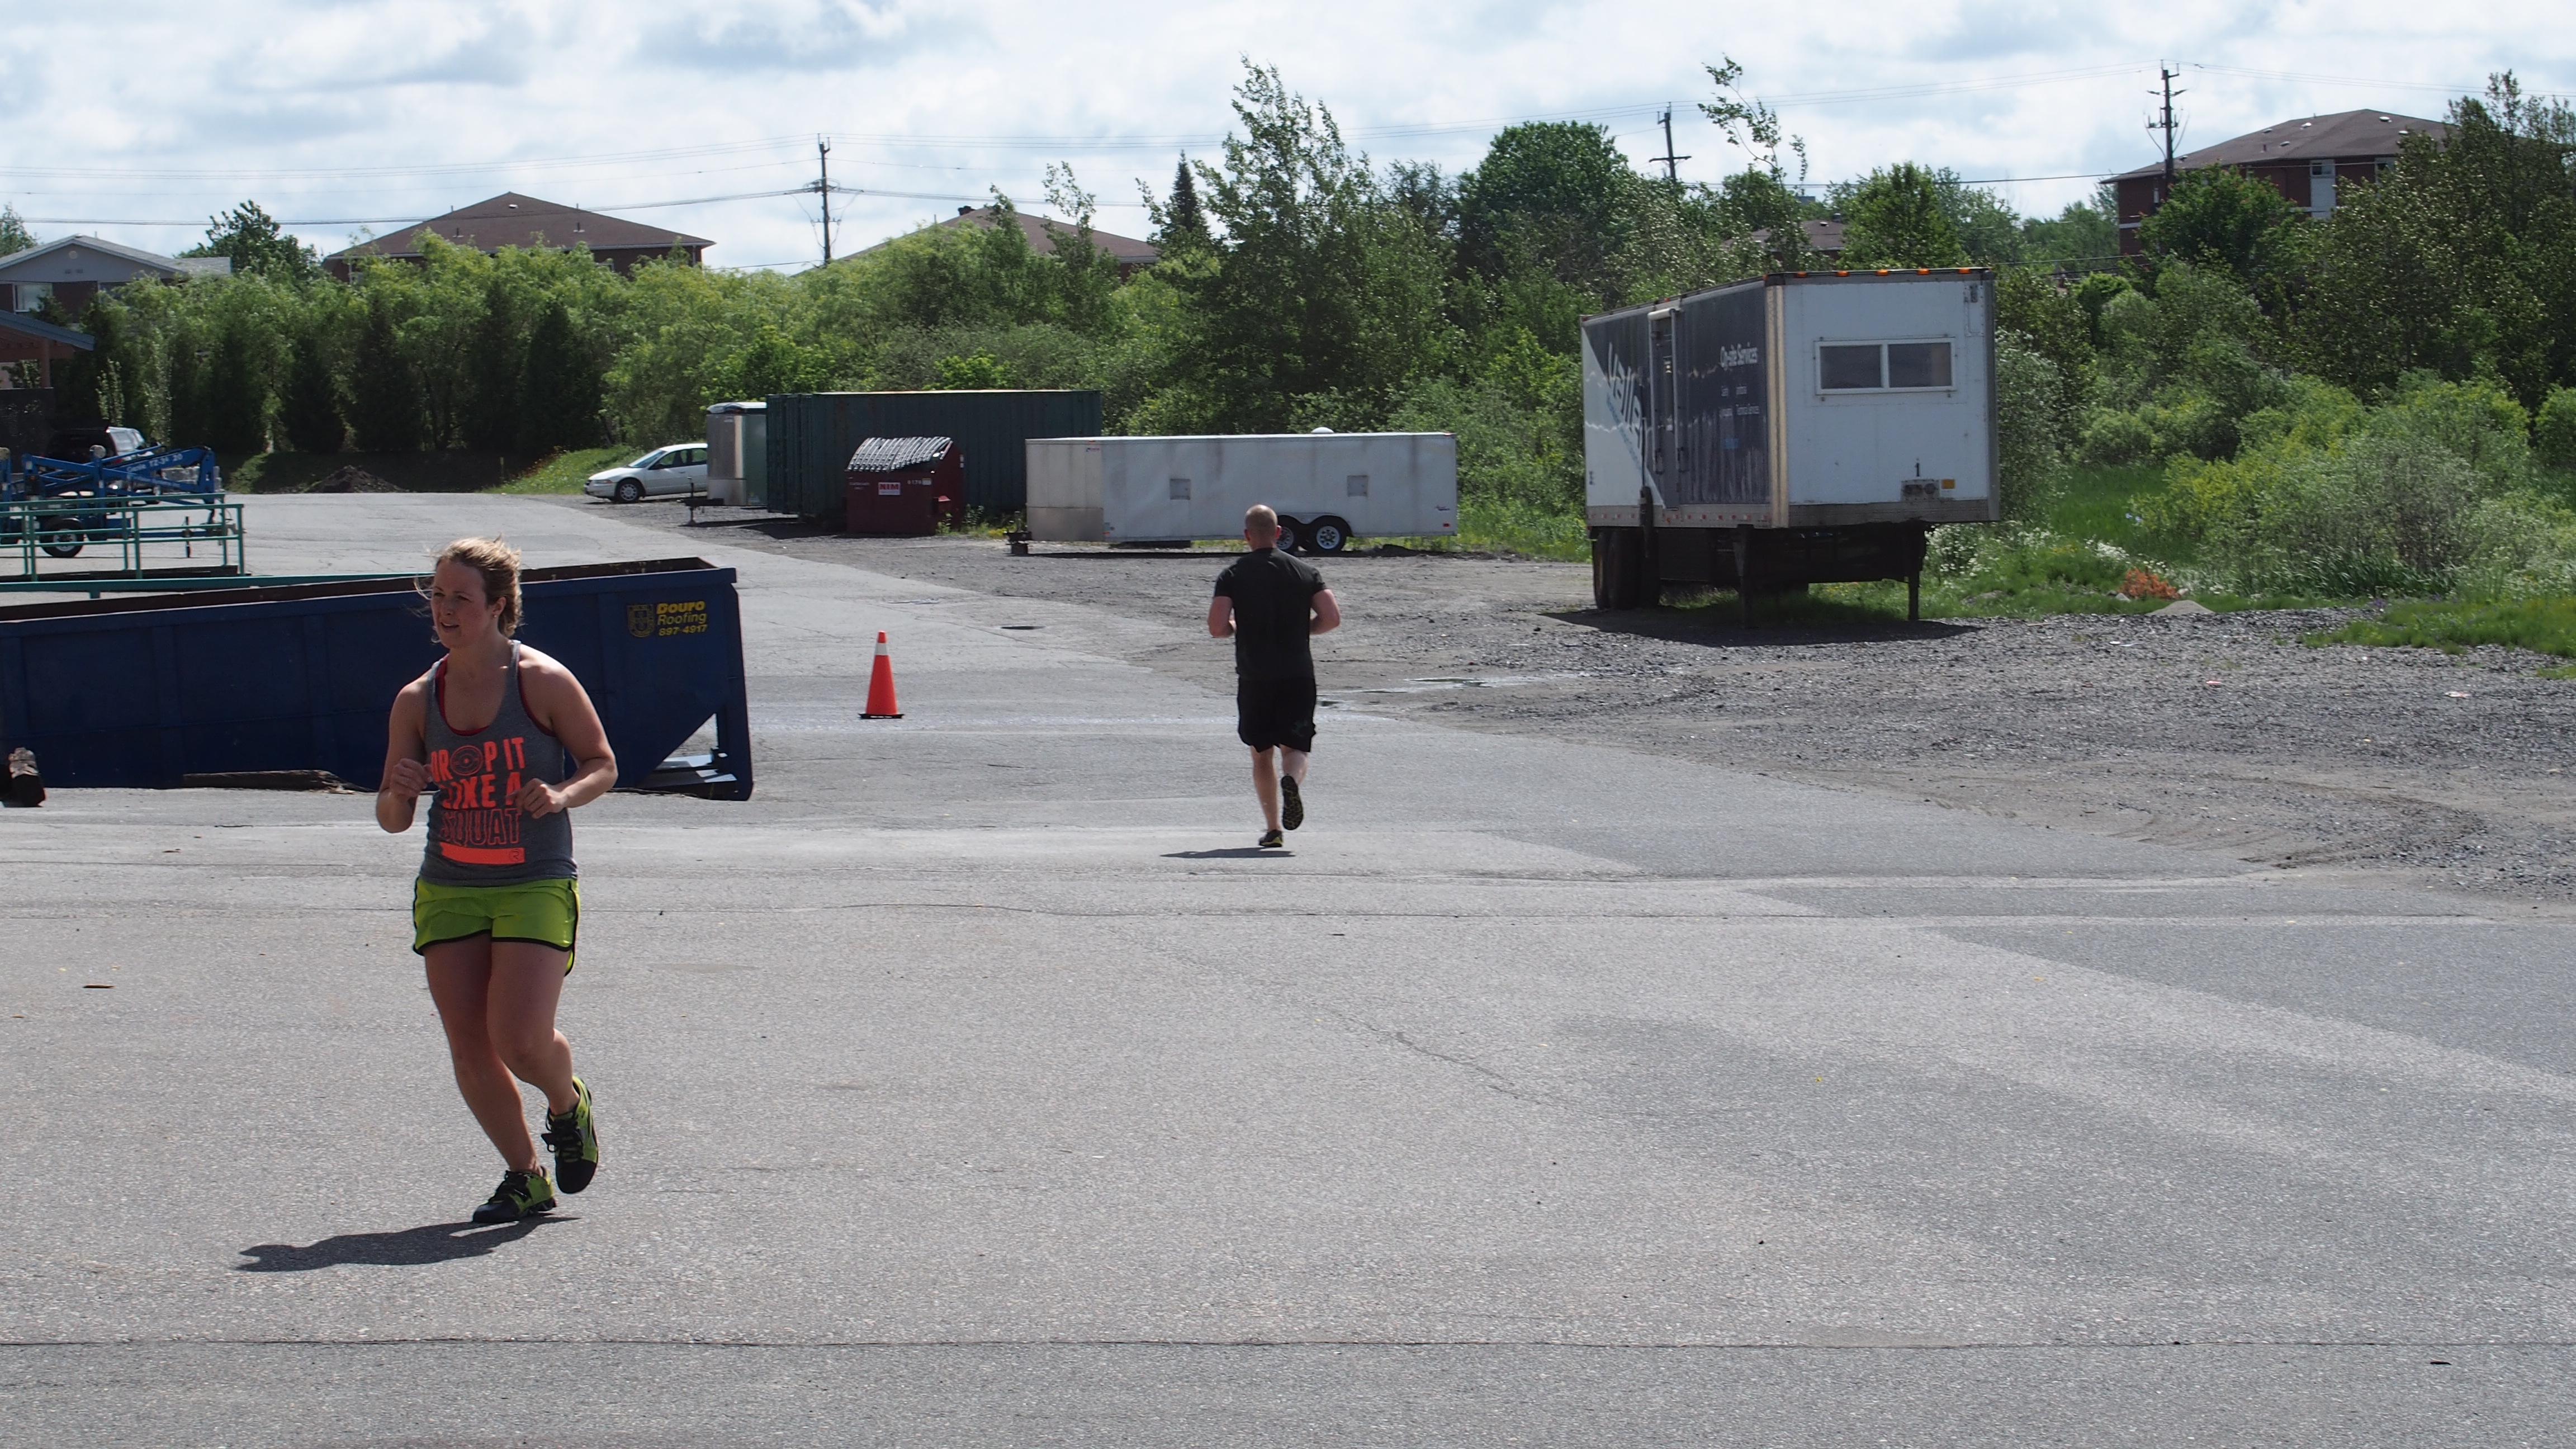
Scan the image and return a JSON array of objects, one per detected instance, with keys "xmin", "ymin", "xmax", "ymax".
[{"xmin": 1236, "ymin": 676, "xmax": 1318, "ymax": 752}]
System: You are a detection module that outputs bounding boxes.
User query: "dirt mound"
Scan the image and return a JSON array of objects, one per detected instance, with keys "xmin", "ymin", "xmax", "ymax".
[{"xmin": 302, "ymin": 466, "xmax": 401, "ymax": 494}]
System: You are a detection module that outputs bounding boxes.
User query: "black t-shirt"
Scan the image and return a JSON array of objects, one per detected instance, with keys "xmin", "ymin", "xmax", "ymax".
[{"xmin": 1214, "ymin": 548, "xmax": 1325, "ymax": 681}]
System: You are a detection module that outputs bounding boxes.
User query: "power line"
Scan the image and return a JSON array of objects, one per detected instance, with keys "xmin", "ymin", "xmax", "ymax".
[
  {"xmin": 2185, "ymin": 62, "xmax": 2568, "ymax": 101},
  {"xmin": 12, "ymin": 184, "xmax": 994, "ymax": 229}
]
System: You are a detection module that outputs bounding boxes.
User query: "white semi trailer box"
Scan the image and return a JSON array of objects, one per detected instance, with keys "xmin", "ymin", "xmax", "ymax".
[
  {"xmin": 1025, "ymin": 433, "xmax": 1458, "ymax": 553},
  {"xmin": 1582, "ymin": 268, "xmax": 1999, "ymax": 615}
]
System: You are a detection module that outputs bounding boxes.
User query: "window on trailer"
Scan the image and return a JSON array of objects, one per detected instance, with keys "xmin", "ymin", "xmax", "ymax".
[{"xmin": 1817, "ymin": 340, "xmax": 1955, "ymax": 393}]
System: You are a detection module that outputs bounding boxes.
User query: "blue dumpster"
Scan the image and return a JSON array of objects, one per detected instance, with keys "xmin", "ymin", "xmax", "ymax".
[{"xmin": 0, "ymin": 557, "xmax": 752, "ymax": 798}]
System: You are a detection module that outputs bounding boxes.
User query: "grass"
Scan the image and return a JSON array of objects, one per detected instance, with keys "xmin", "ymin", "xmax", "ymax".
[
  {"xmin": 2305, "ymin": 599, "xmax": 2576, "ymax": 673},
  {"xmin": 1458, "ymin": 494, "xmax": 1588, "ymax": 561},
  {"xmin": 2046, "ymin": 463, "xmax": 2189, "ymax": 565},
  {"xmin": 487, "ymin": 447, "xmax": 631, "ymax": 494}
]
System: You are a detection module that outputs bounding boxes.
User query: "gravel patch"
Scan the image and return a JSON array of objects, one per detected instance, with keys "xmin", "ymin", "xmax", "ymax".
[{"xmin": 615, "ymin": 504, "xmax": 2576, "ymax": 903}]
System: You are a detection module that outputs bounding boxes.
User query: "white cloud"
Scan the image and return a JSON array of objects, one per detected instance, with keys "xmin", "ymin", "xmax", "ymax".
[{"xmin": 1, "ymin": 0, "xmax": 2564, "ymax": 269}]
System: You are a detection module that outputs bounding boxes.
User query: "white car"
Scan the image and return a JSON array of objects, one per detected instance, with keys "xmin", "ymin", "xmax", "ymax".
[{"xmin": 586, "ymin": 444, "xmax": 709, "ymax": 503}]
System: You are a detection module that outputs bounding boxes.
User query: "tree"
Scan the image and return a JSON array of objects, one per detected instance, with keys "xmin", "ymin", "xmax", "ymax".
[
  {"xmin": 2288, "ymin": 76, "xmax": 2576, "ymax": 406},
  {"xmin": 517, "ymin": 299, "xmax": 602, "ymax": 454},
  {"xmin": 1456, "ymin": 121, "xmax": 1636, "ymax": 299},
  {"xmin": 348, "ymin": 299, "xmax": 423, "ymax": 452},
  {"xmin": 707, "ymin": 324, "xmax": 827, "ymax": 402},
  {"xmin": 279, "ymin": 329, "xmax": 346, "ymax": 453},
  {"xmin": 202, "ymin": 318, "xmax": 269, "ymax": 453},
  {"xmin": 931, "ymin": 349, "xmax": 1012, "ymax": 389},
  {"xmin": 1836, "ymin": 164, "xmax": 1968, "ymax": 267},
  {"xmin": 1153, "ymin": 157, "xmax": 1213, "ymax": 254},
  {"xmin": 164, "ymin": 329, "xmax": 211, "ymax": 447},
  {"xmin": 1165, "ymin": 62, "xmax": 1452, "ymax": 431},
  {"xmin": 1714, "ymin": 168, "xmax": 1811, "ymax": 272},
  {"xmin": 460, "ymin": 280, "xmax": 522, "ymax": 453},
  {"xmin": 1698, "ymin": 56, "xmax": 1816, "ymax": 273},
  {"xmin": 1935, "ymin": 171, "xmax": 2025, "ymax": 266},
  {"xmin": 0, "ymin": 205, "xmax": 33, "ymax": 258},
  {"xmin": 185, "ymin": 201, "xmax": 319, "ymax": 282},
  {"xmin": 2135, "ymin": 166, "xmax": 2298, "ymax": 282},
  {"xmin": 53, "ymin": 294, "xmax": 126, "ymax": 423},
  {"xmin": 1995, "ymin": 266, "xmax": 2092, "ymax": 423},
  {"xmin": 2022, "ymin": 186, "xmax": 2120, "ymax": 263}
]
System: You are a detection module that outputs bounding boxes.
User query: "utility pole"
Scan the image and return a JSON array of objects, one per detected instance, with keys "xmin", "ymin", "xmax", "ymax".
[
  {"xmin": 2152, "ymin": 65, "xmax": 2186, "ymax": 189},
  {"xmin": 1650, "ymin": 106, "xmax": 1690, "ymax": 185},
  {"xmin": 816, "ymin": 137, "xmax": 835, "ymax": 264}
]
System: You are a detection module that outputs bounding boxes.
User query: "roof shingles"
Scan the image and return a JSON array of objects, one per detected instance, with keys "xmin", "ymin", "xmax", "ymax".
[{"xmin": 327, "ymin": 193, "xmax": 710, "ymax": 265}]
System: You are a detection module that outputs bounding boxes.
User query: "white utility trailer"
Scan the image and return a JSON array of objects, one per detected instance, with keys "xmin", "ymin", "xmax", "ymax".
[
  {"xmin": 1584, "ymin": 267, "xmax": 1998, "ymax": 618},
  {"xmin": 1025, "ymin": 432, "xmax": 1457, "ymax": 553}
]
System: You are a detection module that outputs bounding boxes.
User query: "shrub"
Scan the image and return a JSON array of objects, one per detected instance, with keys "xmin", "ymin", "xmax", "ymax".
[
  {"xmin": 2201, "ymin": 433, "xmax": 2488, "ymax": 595},
  {"xmin": 1994, "ymin": 334, "xmax": 2069, "ymax": 520},
  {"xmin": 2537, "ymin": 387, "xmax": 2576, "ymax": 472},
  {"xmin": 2077, "ymin": 406, "xmax": 2157, "ymax": 466}
]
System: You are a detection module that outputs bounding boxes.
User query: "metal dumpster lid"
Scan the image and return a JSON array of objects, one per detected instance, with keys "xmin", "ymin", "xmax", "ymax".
[
  {"xmin": 846, "ymin": 436, "xmax": 956, "ymax": 473},
  {"xmin": 0, "ymin": 556, "xmax": 730, "ymax": 623}
]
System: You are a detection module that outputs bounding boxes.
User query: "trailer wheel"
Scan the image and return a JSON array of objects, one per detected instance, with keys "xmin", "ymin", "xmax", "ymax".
[
  {"xmin": 1592, "ymin": 527, "xmax": 1645, "ymax": 609},
  {"xmin": 1306, "ymin": 517, "xmax": 1350, "ymax": 555},
  {"xmin": 37, "ymin": 515, "xmax": 84, "ymax": 559}
]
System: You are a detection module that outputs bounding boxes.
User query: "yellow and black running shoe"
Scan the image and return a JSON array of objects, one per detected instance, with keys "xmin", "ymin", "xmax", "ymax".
[
  {"xmin": 472, "ymin": 1167, "xmax": 556, "ymax": 1224},
  {"xmin": 542, "ymin": 1077, "xmax": 600, "ymax": 1195},
  {"xmin": 1280, "ymin": 776, "xmax": 1304, "ymax": 831},
  {"xmin": 1258, "ymin": 828, "xmax": 1285, "ymax": 849}
]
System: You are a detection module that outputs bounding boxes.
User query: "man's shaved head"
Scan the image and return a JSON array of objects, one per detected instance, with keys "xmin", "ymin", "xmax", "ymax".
[{"xmin": 1244, "ymin": 505, "xmax": 1280, "ymax": 544}]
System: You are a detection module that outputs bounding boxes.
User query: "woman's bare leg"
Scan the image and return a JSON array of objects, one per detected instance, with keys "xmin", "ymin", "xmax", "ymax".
[
  {"xmin": 425, "ymin": 938, "xmax": 539, "ymax": 1171},
  {"xmin": 486, "ymin": 940, "xmax": 576, "ymax": 1116}
]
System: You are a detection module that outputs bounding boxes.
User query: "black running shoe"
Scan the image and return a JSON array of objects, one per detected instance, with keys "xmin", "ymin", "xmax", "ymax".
[
  {"xmin": 1258, "ymin": 828, "xmax": 1285, "ymax": 849},
  {"xmin": 472, "ymin": 1167, "xmax": 556, "ymax": 1224},
  {"xmin": 542, "ymin": 1076, "xmax": 599, "ymax": 1194},
  {"xmin": 1280, "ymin": 775, "xmax": 1304, "ymax": 831}
]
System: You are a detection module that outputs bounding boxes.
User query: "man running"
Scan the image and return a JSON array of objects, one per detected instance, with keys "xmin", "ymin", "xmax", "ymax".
[
  {"xmin": 1209, "ymin": 504, "xmax": 1341, "ymax": 848},
  {"xmin": 378, "ymin": 538, "xmax": 617, "ymax": 1225}
]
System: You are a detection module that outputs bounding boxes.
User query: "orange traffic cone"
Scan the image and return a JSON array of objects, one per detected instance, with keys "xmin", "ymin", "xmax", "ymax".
[{"xmin": 863, "ymin": 631, "xmax": 904, "ymax": 718}]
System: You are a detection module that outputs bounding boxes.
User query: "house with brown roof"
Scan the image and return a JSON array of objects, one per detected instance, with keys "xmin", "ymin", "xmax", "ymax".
[
  {"xmin": 1746, "ymin": 218, "xmax": 1848, "ymax": 259},
  {"xmin": 882, "ymin": 205, "xmax": 1161, "ymax": 276},
  {"xmin": 2114, "ymin": 109, "xmax": 2449, "ymax": 254},
  {"xmin": 0, "ymin": 235, "xmax": 229, "ymax": 318},
  {"xmin": 324, "ymin": 193, "xmax": 712, "ymax": 278}
]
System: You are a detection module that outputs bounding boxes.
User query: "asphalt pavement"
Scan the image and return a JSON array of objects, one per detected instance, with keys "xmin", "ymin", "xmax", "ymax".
[{"xmin": 3, "ymin": 494, "xmax": 2568, "ymax": 1446}]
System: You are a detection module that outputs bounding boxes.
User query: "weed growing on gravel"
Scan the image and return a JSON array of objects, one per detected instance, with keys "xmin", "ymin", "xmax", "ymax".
[{"xmin": 2305, "ymin": 599, "xmax": 2576, "ymax": 671}]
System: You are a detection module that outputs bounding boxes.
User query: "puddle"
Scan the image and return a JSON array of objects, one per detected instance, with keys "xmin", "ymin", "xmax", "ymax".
[{"xmin": 1353, "ymin": 673, "xmax": 1584, "ymax": 695}]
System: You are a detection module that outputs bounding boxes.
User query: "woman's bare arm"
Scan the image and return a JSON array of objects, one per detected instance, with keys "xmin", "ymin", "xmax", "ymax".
[
  {"xmin": 514, "ymin": 650, "xmax": 618, "ymax": 816},
  {"xmin": 376, "ymin": 680, "xmax": 431, "ymax": 833}
]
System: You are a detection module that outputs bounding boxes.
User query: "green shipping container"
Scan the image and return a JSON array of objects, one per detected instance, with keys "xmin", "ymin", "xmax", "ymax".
[{"xmin": 764, "ymin": 390, "xmax": 1104, "ymax": 520}]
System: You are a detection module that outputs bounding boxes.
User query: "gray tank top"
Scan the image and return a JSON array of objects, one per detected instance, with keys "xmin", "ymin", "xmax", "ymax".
[{"xmin": 419, "ymin": 643, "xmax": 577, "ymax": 885}]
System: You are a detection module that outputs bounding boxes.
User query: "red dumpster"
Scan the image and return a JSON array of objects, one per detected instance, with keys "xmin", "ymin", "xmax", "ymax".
[{"xmin": 844, "ymin": 435, "xmax": 965, "ymax": 536}]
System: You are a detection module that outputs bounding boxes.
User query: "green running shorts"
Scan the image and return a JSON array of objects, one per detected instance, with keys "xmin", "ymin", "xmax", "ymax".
[{"xmin": 412, "ymin": 877, "xmax": 580, "ymax": 973}]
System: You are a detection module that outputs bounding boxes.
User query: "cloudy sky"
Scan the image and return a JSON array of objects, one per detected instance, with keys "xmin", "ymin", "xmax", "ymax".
[{"xmin": 5, "ymin": 1, "xmax": 2566, "ymax": 271}]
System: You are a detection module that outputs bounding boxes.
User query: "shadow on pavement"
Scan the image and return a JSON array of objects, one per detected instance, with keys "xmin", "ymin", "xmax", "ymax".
[
  {"xmin": 1164, "ymin": 847, "xmax": 1290, "ymax": 859},
  {"xmin": 235, "ymin": 1217, "xmax": 559, "ymax": 1272},
  {"xmin": 1551, "ymin": 607, "xmax": 1978, "ymax": 647}
]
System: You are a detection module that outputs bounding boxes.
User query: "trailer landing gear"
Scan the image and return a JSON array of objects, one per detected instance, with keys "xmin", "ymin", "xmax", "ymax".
[{"xmin": 1590, "ymin": 527, "xmax": 1647, "ymax": 609}]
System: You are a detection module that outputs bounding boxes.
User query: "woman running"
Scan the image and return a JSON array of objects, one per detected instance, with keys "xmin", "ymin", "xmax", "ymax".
[{"xmin": 377, "ymin": 537, "xmax": 617, "ymax": 1224}]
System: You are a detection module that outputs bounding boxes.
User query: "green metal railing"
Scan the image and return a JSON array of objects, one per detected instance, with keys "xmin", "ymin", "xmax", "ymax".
[{"xmin": 1, "ymin": 494, "xmax": 249, "ymax": 584}]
